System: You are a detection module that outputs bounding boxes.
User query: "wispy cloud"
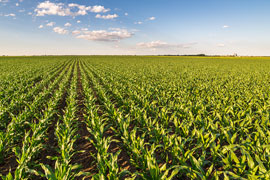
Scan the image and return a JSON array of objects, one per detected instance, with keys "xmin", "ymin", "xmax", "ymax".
[
  {"xmin": 72, "ymin": 30, "xmax": 81, "ymax": 35},
  {"xmin": 46, "ymin": 22, "xmax": 55, "ymax": 26},
  {"xmin": 95, "ymin": 14, "xmax": 118, "ymax": 20},
  {"xmin": 134, "ymin": 16, "xmax": 156, "ymax": 25},
  {"xmin": 137, "ymin": 41, "xmax": 170, "ymax": 48},
  {"xmin": 4, "ymin": 13, "xmax": 16, "ymax": 17},
  {"xmin": 64, "ymin": 22, "xmax": 71, "ymax": 27},
  {"xmin": 137, "ymin": 41, "xmax": 197, "ymax": 49},
  {"xmin": 223, "ymin": 25, "xmax": 229, "ymax": 28},
  {"xmin": 148, "ymin": 16, "xmax": 156, "ymax": 21},
  {"xmin": 134, "ymin": 21, "xmax": 143, "ymax": 25},
  {"xmin": 53, "ymin": 27, "xmax": 68, "ymax": 34},
  {"xmin": 74, "ymin": 28, "xmax": 133, "ymax": 42},
  {"xmin": 81, "ymin": 28, "xmax": 88, "ymax": 31}
]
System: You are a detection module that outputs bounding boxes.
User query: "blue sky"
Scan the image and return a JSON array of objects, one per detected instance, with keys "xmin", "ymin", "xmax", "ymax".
[{"xmin": 0, "ymin": 0, "xmax": 270, "ymax": 55}]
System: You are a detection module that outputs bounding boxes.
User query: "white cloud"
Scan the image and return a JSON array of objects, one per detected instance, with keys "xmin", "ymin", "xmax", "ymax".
[
  {"xmin": 77, "ymin": 20, "xmax": 81, "ymax": 23},
  {"xmin": 72, "ymin": 30, "xmax": 81, "ymax": 35},
  {"xmin": 35, "ymin": 1, "xmax": 71, "ymax": 16},
  {"xmin": 137, "ymin": 41, "xmax": 169, "ymax": 48},
  {"xmin": 46, "ymin": 22, "xmax": 55, "ymax": 26},
  {"xmin": 68, "ymin": 3, "xmax": 88, "ymax": 15},
  {"xmin": 39, "ymin": 25, "xmax": 44, "ymax": 29},
  {"xmin": 0, "ymin": 0, "xmax": 9, "ymax": 3},
  {"xmin": 15, "ymin": 3, "xmax": 19, "ymax": 6},
  {"xmin": 75, "ymin": 28, "xmax": 133, "ymax": 42},
  {"xmin": 124, "ymin": 13, "xmax": 128, "ymax": 16},
  {"xmin": 134, "ymin": 17, "xmax": 155, "ymax": 25},
  {"xmin": 90, "ymin": 5, "xmax": 110, "ymax": 13},
  {"xmin": 134, "ymin": 21, "xmax": 143, "ymax": 25},
  {"xmin": 95, "ymin": 14, "xmax": 118, "ymax": 20},
  {"xmin": 35, "ymin": 1, "xmax": 110, "ymax": 17},
  {"xmin": 109, "ymin": 28, "xmax": 123, "ymax": 31},
  {"xmin": 68, "ymin": 3, "xmax": 79, "ymax": 7},
  {"xmin": 137, "ymin": 41, "xmax": 197, "ymax": 49},
  {"xmin": 223, "ymin": 25, "xmax": 229, "ymax": 28},
  {"xmin": 148, "ymin": 16, "xmax": 156, "ymax": 21},
  {"xmin": 28, "ymin": 12, "xmax": 32, "ymax": 15},
  {"xmin": 53, "ymin": 27, "xmax": 68, "ymax": 34},
  {"xmin": 4, "ymin": 13, "xmax": 16, "ymax": 17},
  {"xmin": 81, "ymin": 28, "xmax": 88, "ymax": 31},
  {"xmin": 64, "ymin": 22, "xmax": 71, "ymax": 27}
]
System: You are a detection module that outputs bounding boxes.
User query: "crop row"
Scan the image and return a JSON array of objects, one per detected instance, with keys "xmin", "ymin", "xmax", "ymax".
[{"xmin": 1, "ymin": 56, "xmax": 270, "ymax": 179}]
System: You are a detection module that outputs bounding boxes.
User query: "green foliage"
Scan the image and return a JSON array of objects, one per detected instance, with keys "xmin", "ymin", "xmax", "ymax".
[{"xmin": 1, "ymin": 56, "xmax": 270, "ymax": 179}]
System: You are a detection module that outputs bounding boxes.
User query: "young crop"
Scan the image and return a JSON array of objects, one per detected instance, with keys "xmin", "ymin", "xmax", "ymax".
[
  {"xmin": 0, "ymin": 61, "xmax": 72, "ymax": 165},
  {"xmin": 81, "ymin": 62, "xmax": 129, "ymax": 180},
  {"xmin": 38, "ymin": 63, "xmax": 85, "ymax": 180},
  {"xmin": 2, "ymin": 56, "xmax": 270, "ymax": 179}
]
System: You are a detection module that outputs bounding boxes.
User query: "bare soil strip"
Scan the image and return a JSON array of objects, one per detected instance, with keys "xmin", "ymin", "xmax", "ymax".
[{"xmin": 71, "ymin": 60, "xmax": 97, "ymax": 180}]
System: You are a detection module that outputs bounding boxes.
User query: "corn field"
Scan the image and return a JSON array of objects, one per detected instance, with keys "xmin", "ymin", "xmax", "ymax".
[{"xmin": 1, "ymin": 56, "xmax": 270, "ymax": 179}]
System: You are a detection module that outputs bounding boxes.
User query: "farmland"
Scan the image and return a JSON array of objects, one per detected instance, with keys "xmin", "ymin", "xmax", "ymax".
[{"xmin": 0, "ymin": 56, "xmax": 270, "ymax": 179}]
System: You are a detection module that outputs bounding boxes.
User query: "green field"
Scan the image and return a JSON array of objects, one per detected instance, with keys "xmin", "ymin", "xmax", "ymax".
[{"xmin": 1, "ymin": 56, "xmax": 270, "ymax": 179}]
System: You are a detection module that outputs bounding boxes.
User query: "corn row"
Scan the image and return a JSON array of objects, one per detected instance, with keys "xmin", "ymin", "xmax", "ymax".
[
  {"xmin": 0, "ymin": 60, "xmax": 68, "ymax": 107},
  {"xmin": 38, "ymin": 62, "xmax": 84, "ymax": 179},
  {"xmin": 83, "ymin": 62, "xmax": 180, "ymax": 179},
  {"xmin": 0, "ymin": 60, "xmax": 74, "ymax": 164},
  {"xmin": 0, "ymin": 60, "xmax": 71, "ymax": 131},
  {"xmin": 80, "ymin": 60, "xmax": 129, "ymax": 179},
  {"xmin": 0, "ymin": 61, "xmax": 75, "ymax": 179}
]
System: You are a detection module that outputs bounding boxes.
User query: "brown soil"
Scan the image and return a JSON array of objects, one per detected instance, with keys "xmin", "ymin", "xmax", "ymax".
[
  {"xmin": 82, "ymin": 62, "xmax": 136, "ymax": 174},
  {"xmin": 1, "ymin": 60, "xmax": 140, "ymax": 179},
  {"xmin": 0, "ymin": 152, "xmax": 18, "ymax": 176},
  {"xmin": 0, "ymin": 62, "xmax": 72, "ymax": 177},
  {"xmin": 38, "ymin": 62, "xmax": 74, "ymax": 170},
  {"xmin": 71, "ymin": 61, "xmax": 97, "ymax": 179}
]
